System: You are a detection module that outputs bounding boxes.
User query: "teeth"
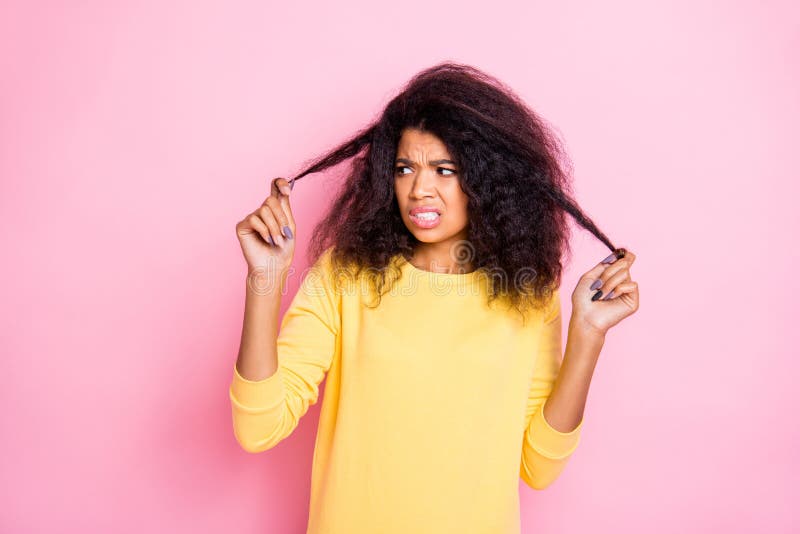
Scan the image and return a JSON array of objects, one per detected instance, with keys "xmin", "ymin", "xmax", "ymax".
[{"xmin": 413, "ymin": 212, "xmax": 439, "ymax": 220}]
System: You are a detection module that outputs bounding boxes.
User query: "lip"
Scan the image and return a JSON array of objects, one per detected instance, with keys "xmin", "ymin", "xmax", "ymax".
[
  {"xmin": 409, "ymin": 206, "xmax": 442, "ymax": 216},
  {"xmin": 408, "ymin": 206, "xmax": 442, "ymax": 229}
]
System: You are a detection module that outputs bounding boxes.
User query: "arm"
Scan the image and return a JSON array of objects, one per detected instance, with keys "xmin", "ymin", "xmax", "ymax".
[
  {"xmin": 234, "ymin": 265, "xmax": 288, "ymax": 383},
  {"xmin": 541, "ymin": 319, "xmax": 604, "ymax": 432},
  {"xmin": 229, "ymin": 249, "xmax": 341, "ymax": 453},
  {"xmin": 519, "ymin": 289, "xmax": 604, "ymax": 490}
]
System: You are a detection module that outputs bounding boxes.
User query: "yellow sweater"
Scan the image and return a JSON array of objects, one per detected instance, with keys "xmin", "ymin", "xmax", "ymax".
[{"xmin": 229, "ymin": 247, "xmax": 583, "ymax": 533}]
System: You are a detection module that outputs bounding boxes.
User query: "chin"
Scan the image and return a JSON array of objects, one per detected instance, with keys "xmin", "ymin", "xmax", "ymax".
[
  {"xmin": 412, "ymin": 234, "xmax": 439, "ymax": 243},
  {"xmin": 407, "ymin": 228, "xmax": 452, "ymax": 244},
  {"xmin": 402, "ymin": 221, "xmax": 435, "ymax": 241}
]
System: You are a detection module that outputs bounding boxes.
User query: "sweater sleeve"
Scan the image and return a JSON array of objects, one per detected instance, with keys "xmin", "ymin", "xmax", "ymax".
[
  {"xmin": 229, "ymin": 248, "xmax": 342, "ymax": 453},
  {"xmin": 519, "ymin": 288, "xmax": 583, "ymax": 489}
]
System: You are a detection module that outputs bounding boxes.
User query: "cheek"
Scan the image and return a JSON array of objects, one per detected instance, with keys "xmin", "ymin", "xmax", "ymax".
[
  {"xmin": 394, "ymin": 179, "xmax": 406, "ymax": 197},
  {"xmin": 454, "ymin": 206, "xmax": 469, "ymax": 226},
  {"xmin": 450, "ymin": 189, "xmax": 470, "ymax": 217},
  {"xmin": 454, "ymin": 196, "xmax": 470, "ymax": 226},
  {"xmin": 394, "ymin": 182, "xmax": 408, "ymax": 213}
]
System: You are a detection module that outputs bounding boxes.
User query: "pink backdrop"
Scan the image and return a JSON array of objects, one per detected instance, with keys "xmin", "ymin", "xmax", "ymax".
[{"xmin": 1, "ymin": 1, "xmax": 797, "ymax": 532}]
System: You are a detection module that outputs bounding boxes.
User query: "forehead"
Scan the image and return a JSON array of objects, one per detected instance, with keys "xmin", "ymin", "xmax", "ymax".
[{"xmin": 396, "ymin": 128, "xmax": 451, "ymax": 157}]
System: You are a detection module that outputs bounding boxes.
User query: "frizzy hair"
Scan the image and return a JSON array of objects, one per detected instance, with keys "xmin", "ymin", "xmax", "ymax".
[{"xmin": 284, "ymin": 61, "xmax": 625, "ymax": 318}]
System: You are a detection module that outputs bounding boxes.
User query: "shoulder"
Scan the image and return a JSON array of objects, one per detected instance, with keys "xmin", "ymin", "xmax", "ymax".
[
  {"xmin": 305, "ymin": 246, "xmax": 358, "ymax": 293},
  {"xmin": 543, "ymin": 287, "xmax": 561, "ymax": 324}
]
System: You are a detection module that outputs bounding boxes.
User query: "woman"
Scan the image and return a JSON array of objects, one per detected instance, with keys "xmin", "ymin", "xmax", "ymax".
[{"xmin": 230, "ymin": 62, "xmax": 639, "ymax": 533}]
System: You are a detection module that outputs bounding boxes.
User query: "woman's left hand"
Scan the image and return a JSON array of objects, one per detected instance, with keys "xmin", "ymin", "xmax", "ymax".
[{"xmin": 570, "ymin": 249, "xmax": 639, "ymax": 337}]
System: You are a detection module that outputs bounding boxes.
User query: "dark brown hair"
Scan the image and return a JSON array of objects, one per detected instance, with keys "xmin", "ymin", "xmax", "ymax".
[{"xmin": 286, "ymin": 61, "xmax": 624, "ymax": 317}]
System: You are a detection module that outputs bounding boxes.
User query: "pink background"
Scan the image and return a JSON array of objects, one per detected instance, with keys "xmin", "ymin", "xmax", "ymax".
[{"xmin": 1, "ymin": 1, "xmax": 797, "ymax": 532}]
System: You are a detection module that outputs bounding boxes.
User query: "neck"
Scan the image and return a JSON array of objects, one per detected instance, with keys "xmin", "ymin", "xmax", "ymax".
[{"xmin": 409, "ymin": 238, "xmax": 474, "ymax": 274}]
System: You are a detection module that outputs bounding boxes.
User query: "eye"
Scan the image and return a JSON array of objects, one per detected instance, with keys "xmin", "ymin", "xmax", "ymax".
[{"xmin": 394, "ymin": 166, "xmax": 458, "ymax": 176}]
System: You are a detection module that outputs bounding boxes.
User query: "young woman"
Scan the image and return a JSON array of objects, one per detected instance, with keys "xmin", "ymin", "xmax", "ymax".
[{"xmin": 230, "ymin": 62, "xmax": 639, "ymax": 533}]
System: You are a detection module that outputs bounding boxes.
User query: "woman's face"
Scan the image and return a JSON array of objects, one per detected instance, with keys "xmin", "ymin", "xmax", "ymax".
[{"xmin": 394, "ymin": 128, "xmax": 469, "ymax": 247}]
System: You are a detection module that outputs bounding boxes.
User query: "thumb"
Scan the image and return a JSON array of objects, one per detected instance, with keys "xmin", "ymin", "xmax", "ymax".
[{"xmin": 271, "ymin": 176, "xmax": 293, "ymax": 197}]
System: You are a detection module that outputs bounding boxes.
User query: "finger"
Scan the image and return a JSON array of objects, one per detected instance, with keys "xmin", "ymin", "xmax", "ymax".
[
  {"xmin": 611, "ymin": 249, "xmax": 635, "ymax": 268},
  {"xmin": 589, "ymin": 254, "xmax": 633, "ymax": 292},
  {"xmin": 581, "ymin": 251, "xmax": 620, "ymax": 289},
  {"xmin": 605, "ymin": 281, "xmax": 636, "ymax": 300},
  {"xmin": 246, "ymin": 213, "xmax": 275, "ymax": 246},
  {"xmin": 257, "ymin": 202, "xmax": 286, "ymax": 248},
  {"xmin": 269, "ymin": 177, "xmax": 296, "ymax": 237},
  {"xmin": 262, "ymin": 195, "xmax": 294, "ymax": 241},
  {"xmin": 587, "ymin": 250, "xmax": 631, "ymax": 300},
  {"xmin": 599, "ymin": 269, "xmax": 631, "ymax": 300},
  {"xmin": 602, "ymin": 280, "xmax": 639, "ymax": 308},
  {"xmin": 258, "ymin": 177, "xmax": 284, "ymax": 207},
  {"xmin": 276, "ymin": 189, "xmax": 295, "ymax": 236}
]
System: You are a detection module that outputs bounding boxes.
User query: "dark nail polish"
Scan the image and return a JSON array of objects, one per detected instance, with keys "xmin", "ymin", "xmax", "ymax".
[
  {"xmin": 591, "ymin": 290, "xmax": 603, "ymax": 301},
  {"xmin": 590, "ymin": 279, "xmax": 602, "ymax": 290},
  {"xmin": 283, "ymin": 226, "xmax": 293, "ymax": 239}
]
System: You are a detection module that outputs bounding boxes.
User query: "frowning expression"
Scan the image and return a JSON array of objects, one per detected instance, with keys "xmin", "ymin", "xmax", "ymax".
[{"xmin": 394, "ymin": 128, "xmax": 469, "ymax": 245}]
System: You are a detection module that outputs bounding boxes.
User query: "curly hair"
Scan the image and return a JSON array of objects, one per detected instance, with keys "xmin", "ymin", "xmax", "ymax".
[{"xmin": 285, "ymin": 61, "xmax": 623, "ymax": 319}]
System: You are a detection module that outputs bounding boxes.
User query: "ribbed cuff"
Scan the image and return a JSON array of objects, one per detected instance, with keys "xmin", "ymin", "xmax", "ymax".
[
  {"xmin": 229, "ymin": 362, "xmax": 287, "ymax": 412},
  {"xmin": 526, "ymin": 397, "xmax": 583, "ymax": 459}
]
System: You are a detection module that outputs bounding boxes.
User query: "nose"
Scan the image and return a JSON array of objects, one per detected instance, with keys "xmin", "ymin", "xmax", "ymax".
[{"xmin": 410, "ymin": 169, "xmax": 436, "ymax": 199}]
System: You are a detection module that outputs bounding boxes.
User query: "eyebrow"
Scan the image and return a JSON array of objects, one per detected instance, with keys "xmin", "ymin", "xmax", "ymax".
[{"xmin": 395, "ymin": 158, "xmax": 457, "ymax": 166}]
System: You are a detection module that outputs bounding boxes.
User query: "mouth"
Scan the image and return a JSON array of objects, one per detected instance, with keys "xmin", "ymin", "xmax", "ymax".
[{"xmin": 409, "ymin": 210, "xmax": 442, "ymax": 229}]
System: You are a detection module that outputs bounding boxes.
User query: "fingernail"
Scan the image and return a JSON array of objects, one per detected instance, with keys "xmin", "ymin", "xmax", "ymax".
[
  {"xmin": 601, "ymin": 253, "xmax": 616, "ymax": 264},
  {"xmin": 590, "ymin": 279, "xmax": 602, "ymax": 290},
  {"xmin": 283, "ymin": 226, "xmax": 293, "ymax": 239},
  {"xmin": 591, "ymin": 290, "xmax": 603, "ymax": 301},
  {"xmin": 289, "ymin": 178, "xmax": 295, "ymax": 190},
  {"xmin": 266, "ymin": 236, "xmax": 274, "ymax": 245},
  {"xmin": 603, "ymin": 290, "xmax": 615, "ymax": 300}
]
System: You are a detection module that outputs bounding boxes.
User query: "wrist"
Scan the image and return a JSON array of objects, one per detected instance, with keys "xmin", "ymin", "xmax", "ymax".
[
  {"xmin": 246, "ymin": 265, "xmax": 289, "ymax": 297},
  {"xmin": 568, "ymin": 315, "xmax": 607, "ymax": 345}
]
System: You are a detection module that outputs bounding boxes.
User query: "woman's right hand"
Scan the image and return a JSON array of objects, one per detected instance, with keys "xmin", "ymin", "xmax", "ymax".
[{"xmin": 235, "ymin": 177, "xmax": 296, "ymax": 278}]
